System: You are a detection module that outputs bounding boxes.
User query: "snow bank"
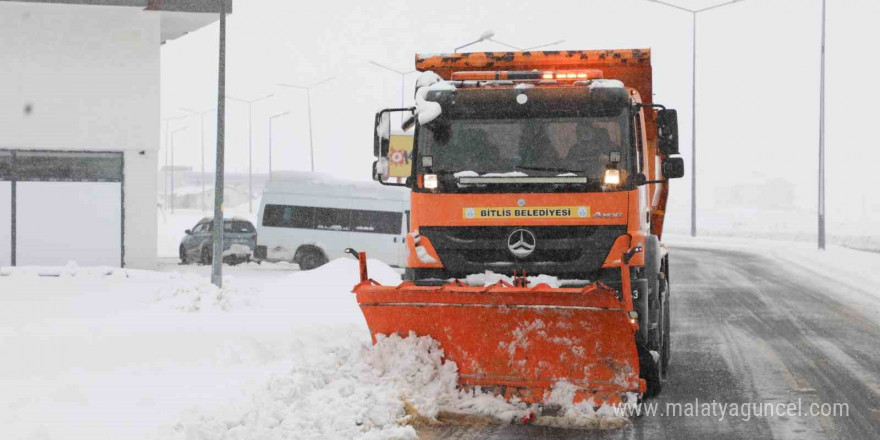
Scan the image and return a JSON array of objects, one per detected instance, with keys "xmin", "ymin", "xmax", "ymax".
[
  {"xmin": 166, "ymin": 332, "xmax": 535, "ymax": 440},
  {"xmin": 153, "ymin": 275, "xmax": 255, "ymax": 312}
]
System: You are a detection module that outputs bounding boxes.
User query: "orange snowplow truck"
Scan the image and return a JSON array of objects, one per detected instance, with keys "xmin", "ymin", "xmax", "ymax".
[{"xmin": 353, "ymin": 49, "xmax": 684, "ymax": 404}]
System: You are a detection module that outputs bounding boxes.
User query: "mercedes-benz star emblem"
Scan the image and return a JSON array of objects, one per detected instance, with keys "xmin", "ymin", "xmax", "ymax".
[{"xmin": 507, "ymin": 229, "xmax": 536, "ymax": 258}]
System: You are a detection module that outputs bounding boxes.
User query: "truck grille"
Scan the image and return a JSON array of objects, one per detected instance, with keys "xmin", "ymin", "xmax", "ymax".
[{"xmin": 419, "ymin": 225, "xmax": 626, "ymax": 278}]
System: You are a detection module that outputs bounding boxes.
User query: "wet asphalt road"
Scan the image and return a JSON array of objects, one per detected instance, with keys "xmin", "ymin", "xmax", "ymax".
[{"xmin": 416, "ymin": 245, "xmax": 880, "ymax": 439}]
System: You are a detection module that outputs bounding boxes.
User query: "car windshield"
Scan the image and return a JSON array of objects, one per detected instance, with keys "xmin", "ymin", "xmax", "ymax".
[
  {"xmin": 224, "ymin": 221, "xmax": 255, "ymax": 233},
  {"xmin": 419, "ymin": 112, "xmax": 631, "ymax": 180}
]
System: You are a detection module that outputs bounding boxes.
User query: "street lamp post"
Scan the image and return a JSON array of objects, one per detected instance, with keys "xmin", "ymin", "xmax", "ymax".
[
  {"xmin": 277, "ymin": 77, "xmax": 334, "ymax": 172},
  {"xmin": 268, "ymin": 110, "xmax": 291, "ymax": 179},
  {"xmin": 226, "ymin": 94, "xmax": 273, "ymax": 213},
  {"xmin": 180, "ymin": 107, "xmax": 215, "ymax": 212},
  {"xmin": 818, "ymin": 0, "xmax": 827, "ymax": 250},
  {"xmin": 455, "ymin": 30, "xmax": 495, "ymax": 52},
  {"xmin": 169, "ymin": 126, "xmax": 188, "ymax": 214},
  {"xmin": 211, "ymin": 0, "xmax": 227, "ymax": 288},
  {"xmin": 368, "ymin": 61, "xmax": 417, "ymax": 125},
  {"xmin": 162, "ymin": 115, "xmax": 187, "ymax": 210},
  {"xmin": 455, "ymin": 30, "xmax": 565, "ymax": 53},
  {"xmin": 645, "ymin": 0, "xmax": 746, "ymax": 237}
]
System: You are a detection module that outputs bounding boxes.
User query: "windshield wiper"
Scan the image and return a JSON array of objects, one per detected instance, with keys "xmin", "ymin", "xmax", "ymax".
[{"xmin": 515, "ymin": 165, "xmax": 585, "ymax": 174}]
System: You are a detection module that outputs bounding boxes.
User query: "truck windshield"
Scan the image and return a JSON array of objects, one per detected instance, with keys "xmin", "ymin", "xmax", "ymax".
[{"xmin": 419, "ymin": 111, "xmax": 631, "ymax": 181}]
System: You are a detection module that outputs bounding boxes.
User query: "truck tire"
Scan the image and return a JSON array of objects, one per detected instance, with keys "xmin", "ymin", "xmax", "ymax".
[
  {"xmin": 643, "ymin": 235, "xmax": 662, "ymax": 348},
  {"xmin": 179, "ymin": 245, "xmax": 188, "ymax": 264},
  {"xmin": 662, "ymin": 277, "xmax": 671, "ymax": 374},
  {"xmin": 200, "ymin": 247, "xmax": 212, "ymax": 265},
  {"xmin": 638, "ymin": 340, "xmax": 662, "ymax": 398},
  {"xmin": 295, "ymin": 246, "xmax": 328, "ymax": 271}
]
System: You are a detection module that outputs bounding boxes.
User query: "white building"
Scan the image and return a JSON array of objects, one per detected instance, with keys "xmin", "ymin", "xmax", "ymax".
[{"xmin": 0, "ymin": 0, "xmax": 230, "ymax": 268}]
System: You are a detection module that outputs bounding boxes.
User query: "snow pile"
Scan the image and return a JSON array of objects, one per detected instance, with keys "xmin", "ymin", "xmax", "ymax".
[
  {"xmin": 153, "ymin": 275, "xmax": 255, "ymax": 312},
  {"xmin": 464, "ymin": 270, "xmax": 562, "ymax": 288},
  {"xmin": 532, "ymin": 382, "xmax": 634, "ymax": 429},
  {"xmin": 0, "ymin": 261, "xmax": 130, "ymax": 278},
  {"xmin": 414, "ymin": 72, "xmax": 452, "ymax": 125},
  {"xmin": 167, "ymin": 332, "xmax": 534, "ymax": 440}
]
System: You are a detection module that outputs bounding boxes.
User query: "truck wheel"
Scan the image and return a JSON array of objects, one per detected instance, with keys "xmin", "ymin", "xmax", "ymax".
[
  {"xmin": 295, "ymin": 246, "xmax": 328, "ymax": 271},
  {"xmin": 200, "ymin": 247, "xmax": 212, "ymax": 265},
  {"xmin": 179, "ymin": 245, "xmax": 188, "ymax": 264},
  {"xmin": 657, "ymin": 278, "xmax": 670, "ymax": 380},
  {"xmin": 638, "ymin": 340, "xmax": 662, "ymax": 398}
]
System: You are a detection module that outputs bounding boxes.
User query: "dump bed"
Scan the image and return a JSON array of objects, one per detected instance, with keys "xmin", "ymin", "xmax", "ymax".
[{"xmin": 415, "ymin": 49, "xmax": 653, "ymax": 105}]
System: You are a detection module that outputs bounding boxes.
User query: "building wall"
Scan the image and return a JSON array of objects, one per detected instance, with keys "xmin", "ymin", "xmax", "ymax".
[{"xmin": 0, "ymin": 2, "xmax": 160, "ymax": 268}]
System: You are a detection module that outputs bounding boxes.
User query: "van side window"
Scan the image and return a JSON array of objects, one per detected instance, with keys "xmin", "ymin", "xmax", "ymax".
[
  {"xmin": 315, "ymin": 208, "xmax": 352, "ymax": 231},
  {"xmin": 263, "ymin": 204, "xmax": 402, "ymax": 235},
  {"xmin": 263, "ymin": 204, "xmax": 315, "ymax": 228},
  {"xmin": 351, "ymin": 210, "xmax": 402, "ymax": 235}
]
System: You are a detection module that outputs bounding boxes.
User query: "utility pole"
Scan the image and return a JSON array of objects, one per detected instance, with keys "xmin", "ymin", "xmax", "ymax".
[
  {"xmin": 211, "ymin": 0, "xmax": 226, "ymax": 288},
  {"xmin": 227, "ymin": 93, "xmax": 273, "ymax": 213},
  {"xmin": 268, "ymin": 110, "xmax": 290, "ymax": 179},
  {"xmin": 169, "ymin": 126, "xmax": 188, "ymax": 214},
  {"xmin": 818, "ymin": 0, "xmax": 827, "ymax": 250},
  {"xmin": 277, "ymin": 77, "xmax": 334, "ymax": 172},
  {"xmin": 645, "ymin": 0, "xmax": 747, "ymax": 237},
  {"xmin": 180, "ymin": 107, "xmax": 215, "ymax": 212}
]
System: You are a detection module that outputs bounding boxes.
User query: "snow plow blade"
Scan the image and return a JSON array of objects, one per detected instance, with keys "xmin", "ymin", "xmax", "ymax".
[{"xmin": 352, "ymin": 269, "xmax": 644, "ymax": 405}]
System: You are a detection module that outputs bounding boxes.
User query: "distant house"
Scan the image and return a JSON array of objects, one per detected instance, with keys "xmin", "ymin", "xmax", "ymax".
[{"xmin": 0, "ymin": 0, "xmax": 232, "ymax": 268}]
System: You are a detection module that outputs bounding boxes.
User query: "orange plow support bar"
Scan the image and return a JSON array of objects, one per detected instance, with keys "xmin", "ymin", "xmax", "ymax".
[{"xmin": 352, "ymin": 264, "xmax": 645, "ymax": 405}]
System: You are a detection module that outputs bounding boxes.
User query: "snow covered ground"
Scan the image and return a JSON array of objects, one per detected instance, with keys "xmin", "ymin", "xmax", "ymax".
[
  {"xmin": 0, "ymin": 258, "xmax": 403, "ymax": 439},
  {"xmin": 6, "ymin": 226, "xmax": 877, "ymax": 439},
  {"xmin": 4, "ymin": 256, "xmax": 620, "ymax": 440}
]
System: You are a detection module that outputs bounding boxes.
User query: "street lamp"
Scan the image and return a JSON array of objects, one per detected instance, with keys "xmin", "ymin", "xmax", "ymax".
[
  {"xmin": 486, "ymin": 37, "xmax": 565, "ymax": 51},
  {"xmin": 268, "ymin": 110, "xmax": 291, "ymax": 178},
  {"xmin": 226, "ymin": 93, "xmax": 273, "ymax": 213},
  {"xmin": 277, "ymin": 77, "xmax": 334, "ymax": 173},
  {"xmin": 180, "ymin": 106, "xmax": 215, "ymax": 212},
  {"xmin": 455, "ymin": 30, "xmax": 495, "ymax": 53},
  {"xmin": 644, "ymin": 0, "xmax": 747, "ymax": 237},
  {"xmin": 169, "ymin": 126, "xmax": 188, "ymax": 214},
  {"xmin": 369, "ymin": 60, "xmax": 418, "ymax": 126},
  {"xmin": 162, "ymin": 114, "xmax": 187, "ymax": 210},
  {"xmin": 817, "ymin": 0, "xmax": 827, "ymax": 250}
]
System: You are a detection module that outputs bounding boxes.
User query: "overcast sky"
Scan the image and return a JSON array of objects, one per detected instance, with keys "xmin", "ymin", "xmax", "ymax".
[{"xmin": 160, "ymin": 0, "xmax": 880, "ymax": 236}]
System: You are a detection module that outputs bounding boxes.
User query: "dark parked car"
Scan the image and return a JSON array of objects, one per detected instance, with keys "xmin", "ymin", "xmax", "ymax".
[{"xmin": 180, "ymin": 217, "xmax": 257, "ymax": 265}]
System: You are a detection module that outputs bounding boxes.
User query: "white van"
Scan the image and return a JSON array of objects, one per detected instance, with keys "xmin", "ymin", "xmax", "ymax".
[{"xmin": 255, "ymin": 172, "xmax": 410, "ymax": 269}]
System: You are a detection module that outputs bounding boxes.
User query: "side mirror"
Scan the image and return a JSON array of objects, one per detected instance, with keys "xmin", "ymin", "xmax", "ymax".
[
  {"xmin": 373, "ymin": 111, "xmax": 391, "ymax": 157},
  {"xmin": 372, "ymin": 158, "xmax": 390, "ymax": 182},
  {"xmin": 657, "ymin": 109, "xmax": 679, "ymax": 155},
  {"xmin": 373, "ymin": 108, "xmax": 414, "ymax": 157},
  {"xmin": 373, "ymin": 108, "xmax": 414, "ymax": 186},
  {"xmin": 662, "ymin": 157, "xmax": 685, "ymax": 179},
  {"xmin": 185, "ymin": 229, "xmax": 192, "ymax": 235}
]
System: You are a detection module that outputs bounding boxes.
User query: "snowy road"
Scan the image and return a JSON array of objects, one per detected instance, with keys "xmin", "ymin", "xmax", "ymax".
[{"xmin": 416, "ymin": 244, "xmax": 880, "ymax": 439}]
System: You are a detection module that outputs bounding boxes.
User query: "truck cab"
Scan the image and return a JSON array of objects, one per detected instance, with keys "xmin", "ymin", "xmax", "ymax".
[{"xmin": 373, "ymin": 50, "xmax": 682, "ymax": 286}]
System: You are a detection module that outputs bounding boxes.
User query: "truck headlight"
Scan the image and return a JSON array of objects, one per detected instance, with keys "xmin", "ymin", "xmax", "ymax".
[
  {"xmin": 424, "ymin": 174, "xmax": 438, "ymax": 189},
  {"xmin": 603, "ymin": 169, "xmax": 621, "ymax": 186}
]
